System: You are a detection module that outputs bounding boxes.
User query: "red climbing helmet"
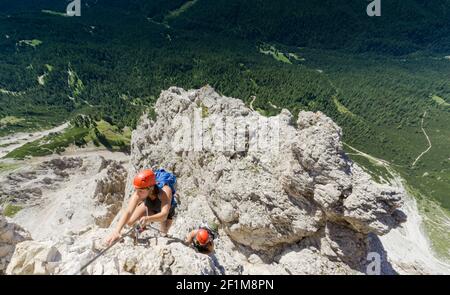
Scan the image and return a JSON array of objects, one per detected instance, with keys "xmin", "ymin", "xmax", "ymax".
[
  {"xmin": 196, "ymin": 229, "xmax": 210, "ymax": 245},
  {"xmin": 133, "ymin": 169, "xmax": 156, "ymax": 189}
]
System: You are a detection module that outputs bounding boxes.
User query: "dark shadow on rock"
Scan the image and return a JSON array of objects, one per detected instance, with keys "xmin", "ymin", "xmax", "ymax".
[
  {"xmin": 392, "ymin": 209, "xmax": 407, "ymax": 223},
  {"xmin": 209, "ymin": 253, "xmax": 226, "ymax": 275},
  {"xmin": 309, "ymin": 223, "xmax": 399, "ymax": 275},
  {"xmin": 373, "ymin": 208, "xmax": 407, "ymax": 238}
]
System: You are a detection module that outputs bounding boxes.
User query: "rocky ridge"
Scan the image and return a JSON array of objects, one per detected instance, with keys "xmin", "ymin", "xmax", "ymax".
[{"xmin": 3, "ymin": 86, "xmax": 408, "ymax": 275}]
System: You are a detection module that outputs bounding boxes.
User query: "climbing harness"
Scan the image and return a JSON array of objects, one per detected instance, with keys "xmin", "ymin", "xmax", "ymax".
[{"xmin": 133, "ymin": 223, "xmax": 147, "ymax": 244}]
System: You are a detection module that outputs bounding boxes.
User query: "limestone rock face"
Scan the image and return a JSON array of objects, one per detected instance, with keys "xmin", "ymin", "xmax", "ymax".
[
  {"xmin": 5, "ymin": 227, "xmax": 223, "ymax": 275},
  {"xmin": 9, "ymin": 155, "xmax": 128, "ymax": 241},
  {"xmin": 0, "ymin": 213, "xmax": 31, "ymax": 274},
  {"xmin": 6, "ymin": 240, "xmax": 60, "ymax": 275},
  {"xmin": 128, "ymin": 85, "xmax": 403, "ymax": 253},
  {"xmin": 4, "ymin": 86, "xmax": 406, "ymax": 275},
  {"xmin": 92, "ymin": 160, "xmax": 128, "ymax": 228},
  {"xmin": 0, "ymin": 157, "xmax": 83, "ymax": 208}
]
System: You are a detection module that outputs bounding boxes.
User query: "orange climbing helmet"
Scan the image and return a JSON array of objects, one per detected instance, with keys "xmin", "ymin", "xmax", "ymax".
[
  {"xmin": 196, "ymin": 229, "xmax": 210, "ymax": 245},
  {"xmin": 133, "ymin": 169, "xmax": 156, "ymax": 189}
]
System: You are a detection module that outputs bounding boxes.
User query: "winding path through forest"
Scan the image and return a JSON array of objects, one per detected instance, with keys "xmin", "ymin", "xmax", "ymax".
[{"xmin": 412, "ymin": 111, "xmax": 432, "ymax": 167}]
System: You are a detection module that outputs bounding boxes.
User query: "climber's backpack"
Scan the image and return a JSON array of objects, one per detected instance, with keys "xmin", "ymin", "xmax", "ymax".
[{"xmin": 155, "ymin": 168, "xmax": 177, "ymax": 208}]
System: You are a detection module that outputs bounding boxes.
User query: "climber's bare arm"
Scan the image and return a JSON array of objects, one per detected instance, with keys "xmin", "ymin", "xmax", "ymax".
[
  {"xmin": 141, "ymin": 186, "xmax": 172, "ymax": 223},
  {"xmin": 105, "ymin": 192, "xmax": 141, "ymax": 245},
  {"xmin": 117, "ymin": 191, "xmax": 143, "ymax": 231},
  {"xmin": 185, "ymin": 230, "xmax": 198, "ymax": 244}
]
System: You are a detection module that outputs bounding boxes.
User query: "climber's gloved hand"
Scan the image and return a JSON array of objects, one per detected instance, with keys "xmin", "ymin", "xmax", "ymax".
[{"xmin": 105, "ymin": 231, "xmax": 121, "ymax": 246}]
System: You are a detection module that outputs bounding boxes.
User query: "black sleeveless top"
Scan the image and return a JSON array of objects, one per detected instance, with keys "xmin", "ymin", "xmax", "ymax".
[
  {"xmin": 144, "ymin": 189, "xmax": 176, "ymax": 219},
  {"xmin": 144, "ymin": 189, "xmax": 163, "ymax": 212}
]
